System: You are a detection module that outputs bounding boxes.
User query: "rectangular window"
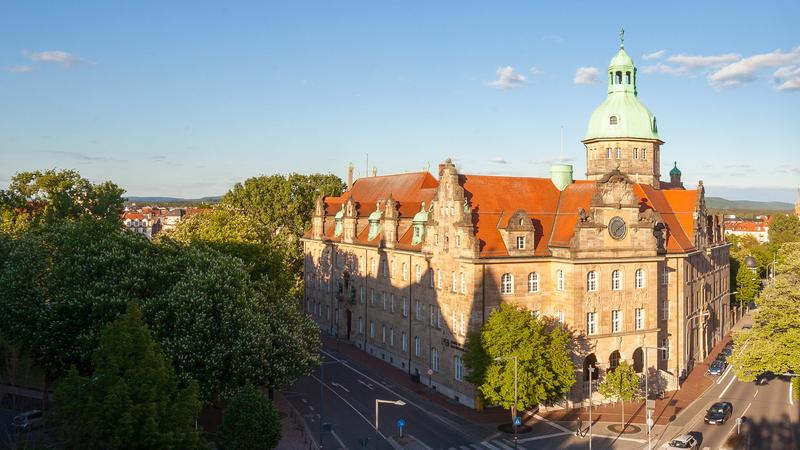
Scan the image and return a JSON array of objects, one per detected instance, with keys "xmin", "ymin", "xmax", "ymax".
[
  {"xmin": 606, "ymin": 147, "xmax": 612, "ymax": 159},
  {"xmin": 390, "ymin": 294, "xmax": 395, "ymax": 313},
  {"xmin": 429, "ymin": 268, "xmax": 435, "ymax": 288},
  {"xmin": 402, "ymin": 332, "xmax": 408, "ymax": 352},
  {"xmin": 436, "ymin": 307, "xmax": 442, "ymax": 329},
  {"xmin": 587, "ymin": 312, "xmax": 597, "ymax": 335},
  {"xmin": 556, "ymin": 311, "xmax": 565, "ymax": 323},
  {"xmin": 662, "ymin": 266, "xmax": 670, "ymax": 285},
  {"xmin": 660, "ymin": 339, "xmax": 669, "ymax": 361},
  {"xmin": 360, "ymin": 286, "xmax": 364, "ymax": 304},
  {"xmin": 452, "ymin": 272, "xmax": 457, "ymax": 293},
  {"xmin": 370, "ymin": 321, "xmax": 375, "ymax": 338},
  {"xmin": 389, "ymin": 328, "xmax": 394, "ymax": 346},
  {"xmin": 612, "ymin": 310, "xmax": 621, "ymax": 332},
  {"xmin": 430, "ymin": 305, "xmax": 436, "ymax": 327},
  {"xmin": 642, "ymin": 148, "xmax": 647, "ymax": 160},
  {"xmin": 402, "ymin": 296, "xmax": 408, "ymax": 317},
  {"xmin": 661, "ymin": 300, "xmax": 670, "ymax": 320},
  {"xmin": 516, "ymin": 236, "xmax": 525, "ymax": 250},
  {"xmin": 370, "ymin": 288, "xmax": 375, "ymax": 306},
  {"xmin": 557, "ymin": 270, "xmax": 565, "ymax": 291},
  {"xmin": 437, "ymin": 270, "xmax": 442, "ymax": 289},
  {"xmin": 460, "ymin": 312, "xmax": 466, "ymax": 335},
  {"xmin": 415, "ymin": 301, "xmax": 422, "ymax": 320},
  {"xmin": 431, "ymin": 348, "xmax": 440, "ymax": 372},
  {"xmin": 635, "ymin": 308, "xmax": 644, "ymax": 330},
  {"xmin": 615, "ymin": 147, "xmax": 621, "ymax": 159},
  {"xmin": 455, "ymin": 235, "xmax": 461, "ymax": 248},
  {"xmin": 382, "ymin": 325, "xmax": 386, "ymax": 343},
  {"xmin": 415, "ymin": 265, "xmax": 421, "ymax": 282},
  {"xmin": 633, "ymin": 148, "xmax": 639, "ymax": 159},
  {"xmin": 460, "ymin": 273, "xmax": 466, "ymax": 294},
  {"xmin": 414, "ymin": 336, "xmax": 421, "ymax": 356},
  {"xmin": 358, "ymin": 317, "xmax": 364, "ymax": 334},
  {"xmin": 454, "ymin": 355, "xmax": 463, "ymax": 381},
  {"xmin": 383, "ymin": 292, "xmax": 387, "ymax": 310}
]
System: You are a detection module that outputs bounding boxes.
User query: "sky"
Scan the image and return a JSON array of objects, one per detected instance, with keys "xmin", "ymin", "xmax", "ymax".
[{"xmin": 0, "ymin": 1, "xmax": 798, "ymax": 202}]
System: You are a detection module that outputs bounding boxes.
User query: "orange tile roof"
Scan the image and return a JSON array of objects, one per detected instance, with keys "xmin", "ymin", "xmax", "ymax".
[{"xmin": 311, "ymin": 171, "xmax": 701, "ymax": 256}]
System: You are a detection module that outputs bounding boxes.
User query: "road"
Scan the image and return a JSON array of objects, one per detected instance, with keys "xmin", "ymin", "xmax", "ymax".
[{"xmin": 653, "ymin": 364, "xmax": 798, "ymax": 450}]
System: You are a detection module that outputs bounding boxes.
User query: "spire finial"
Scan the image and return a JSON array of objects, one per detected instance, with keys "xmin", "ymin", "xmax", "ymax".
[{"xmin": 619, "ymin": 27, "xmax": 625, "ymax": 48}]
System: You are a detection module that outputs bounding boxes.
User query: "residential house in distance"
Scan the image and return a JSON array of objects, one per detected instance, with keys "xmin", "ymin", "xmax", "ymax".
[
  {"xmin": 723, "ymin": 215, "xmax": 771, "ymax": 244},
  {"xmin": 302, "ymin": 37, "xmax": 731, "ymax": 409}
]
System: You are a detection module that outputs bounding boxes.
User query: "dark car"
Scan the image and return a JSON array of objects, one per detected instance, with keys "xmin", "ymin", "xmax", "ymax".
[
  {"xmin": 707, "ymin": 359, "xmax": 726, "ymax": 376},
  {"xmin": 715, "ymin": 352, "xmax": 727, "ymax": 363},
  {"xmin": 704, "ymin": 402, "xmax": 733, "ymax": 425},
  {"xmin": 12, "ymin": 410, "xmax": 44, "ymax": 431},
  {"xmin": 722, "ymin": 344, "xmax": 733, "ymax": 357}
]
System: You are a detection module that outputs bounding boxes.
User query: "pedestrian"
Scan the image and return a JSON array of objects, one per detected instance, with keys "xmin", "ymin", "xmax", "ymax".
[{"xmin": 576, "ymin": 417, "xmax": 583, "ymax": 437}]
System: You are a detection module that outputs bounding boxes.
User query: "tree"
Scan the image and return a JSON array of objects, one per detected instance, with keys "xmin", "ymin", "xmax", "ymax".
[
  {"xmin": 768, "ymin": 214, "xmax": 800, "ymax": 246},
  {"xmin": 0, "ymin": 169, "xmax": 124, "ymax": 234},
  {"xmin": 54, "ymin": 304, "xmax": 204, "ymax": 450},
  {"xmin": 463, "ymin": 304, "xmax": 575, "ymax": 422},
  {"xmin": 598, "ymin": 361, "xmax": 641, "ymax": 429},
  {"xmin": 735, "ymin": 263, "xmax": 761, "ymax": 306},
  {"xmin": 730, "ymin": 242, "xmax": 800, "ymax": 381},
  {"xmin": 217, "ymin": 385, "xmax": 281, "ymax": 450}
]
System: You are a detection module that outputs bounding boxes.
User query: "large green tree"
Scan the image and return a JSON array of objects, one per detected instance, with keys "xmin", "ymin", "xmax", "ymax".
[
  {"xmin": 0, "ymin": 169, "xmax": 124, "ymax": 233},
  {"xmin": 735, "ymin": 263, "xmax": 761, "ymax": 307},
  {"xmin": 598, "ymin": 361, "xmax": 641, "ymax": 429},
  {"xmin": 54, "ymin": 304, "xmax": 204, "ymax": 450},
  {"xmin": 464, "ymin": 304, "xmax": 576, "ymax": 421},
  {"xmin": 730, "ymin": 242, "xmax": 800, "ymax": 381},
  {"xmin": 217, "ymin": 385, "xmax": 281, "ymax": 450},
  {"xmin": 768, "ymin": 214, "xmax": 800, "ymax": 246}
]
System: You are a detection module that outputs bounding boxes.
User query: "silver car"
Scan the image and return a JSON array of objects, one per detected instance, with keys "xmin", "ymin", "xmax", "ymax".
[
  {"xmin": 665, "ymin": 434, "xmax": 698, "ymax": 449},
  {"xmin": 12, "ymin": 410, "xmax": 44, "ymax": 432},
  {"xmin": 707, "ymin": 359, "xmax": 726, "ymax": 376}
]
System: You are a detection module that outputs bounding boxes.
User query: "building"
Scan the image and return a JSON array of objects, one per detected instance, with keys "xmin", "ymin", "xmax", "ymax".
[
  {"xmin": 723, "ymin": 216, "xmax": 770, "ymax": 243},
  {"xmin": 302, "ymin": 36, "xmax": 731, "ymax": 408},
  {"xmin": 122, "ymin": 211, "xmax": 160, "ymax": 238}
]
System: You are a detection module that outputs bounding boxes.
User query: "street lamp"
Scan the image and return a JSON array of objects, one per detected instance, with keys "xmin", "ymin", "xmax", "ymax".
[
  {"xmin": 588, "ymin": 365, "xmax": 595, "ymax": 450},
  {"xmin": 643, "ymin": 346, "xmax": 667, "ymax": 450},
  {"xmin": 375, "ymin": 399, "xmax": 406, "ymax": 449},
  {"xmin": 494, "ymin": 356, "xmax": 519, "ymax": 448},
  {"xmin": 684, "ymin": 291, "xmax": 736, "ymax": 376}
]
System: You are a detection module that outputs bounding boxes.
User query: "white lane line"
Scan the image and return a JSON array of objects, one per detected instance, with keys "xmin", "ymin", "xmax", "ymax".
[
  {"xmin": 533, "ymin": 414, "xmax": 573, "ymax": 433},
  {"xmin": 301, "ymin": 398, "xmax": 308, "ymax": 404},
  {"xmin": 791, "ymin": 380, "xmax": 795, "ymax": 406},
  {"xmin": 331, "ymin": 429, "xmax": 347, "ymax": 449},
  {"xmin": 459, "ymin": 446, "xmax": 471, "ymax": 450},
  {"xmin": 310, "ymin": 374, "xmax": 392, "ymax": 442},
  {"xmin": 717, "ymin": 364, "xmax": 734, "ymax": 384},
  {"xmin": 719, "ymin": 372, "xmax": 738, "ymax": 398},
  {"xmin": 357, "ymin": 379, "xmax": 374, "ymax": 390},
  {"xmin": 331, "ymin": 381, "xmax": 350, "ymax": 393},
  {"xmin": 492, "ymin": 441, "xmax": 514, "ymax": 450},
  {"xmin": 480, "ymin": 442, "xmax": 500, "ymax": 450},
  {"xmin": 741, "ymin": 402, "xmax": 752, "ymax": 417},
  {"xmin": 469, "ymin": 444, "xmax": 484, "ymax": 450},
  {"xmin": 320, "ymin": 349, "xmax": 462, "ymax": 431},
  {"xmin": 308, "ymin": 405, "xmax": 314, "ymax": 411},
  {"xmin": 518, "ymin": 431, "xmax": 571, "ymax": 443},
  {"xmin": 753, "ymin": 389, "xmax": 759, "ymax": 399},
  {"xmin": 702, "ymin": 447, "xmax": 711, "ymax": 450}
]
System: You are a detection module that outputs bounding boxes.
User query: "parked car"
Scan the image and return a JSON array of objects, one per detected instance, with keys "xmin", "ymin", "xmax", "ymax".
[
  {"xmin": 12, "ymin": 410, "xmax": 44, "ymax": 431},
  {"xmin": 707, "ymin": 359, "xmax": 727, "ymax": 375},
  {"xmin": 722, "ymin": 343, "xmax": 733, "ymax": 357},
  {"xmin": 715, "ymin": 352, "xmax": 727, "ymax": 363},
  {"xmin": 665, "ymin": 434, "xmax": 699, "ymax": 449},
  {"xmin": 704, "ymin": 402, "xmax": 733, "ymax": 425}
]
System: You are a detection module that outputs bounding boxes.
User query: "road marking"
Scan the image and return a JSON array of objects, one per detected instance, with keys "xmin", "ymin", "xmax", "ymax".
[
  {"xmin": 469, "ymin": 444, "xmax": 484, "ymax": 450},
  {"xmin": 310, "ymin": 374, "xmax": 391, "ymax": 442},
  {"xmin": 331, "ymin": 381, "xmax": 350, "ymax": 393},
  {"xmin": 459, "ymin": 445, "xmax": 471, "ymax": 450},
  {"xmin": 717, "ymin": 364, "xmax": 734, "ymax": 384},
  {"xmin": 533, "ymin": 414, "xmax": 573, "ymax": 433},
  {"xmin": 495, "ymin": 441, "xmax": 516, "ymax": 450},
  {"xmin": 331, "ymin": 429, "xmax": 347, "ymax": 449},
  {"xmin": 517, "ymin": 431, "xmax": 571, "ymax": 443},
  {"xmin": 480, "ymin": 442, "xmax": 500, "ymax": 450},
  {"xmin": 753, "ymin": 389, "xmax": 759, "ymax": 398},
  {"xmin": 308, "ymin": 405, "xmax": 314, "ymax": 411},
  {"xmin": 791, "ymin": 380, "xmax": 795, "ymax": 406},
  {"xmin": 702, "ymin": 447, "xmax": 711, "ymax": 450},
  {"xmin": 719, "ymin": 372, "xmax": 737, "ymax": 398},
  {"xmin": 357, "ymin": 379, "xmax": 374, "ymax": 390},
  {"xmin": 301, "ymin": 398, "xmax": 308, "ymax": 404},
  {"xmin": 741, "ymin": 402, "xmax": 752, "ymax": 417}
]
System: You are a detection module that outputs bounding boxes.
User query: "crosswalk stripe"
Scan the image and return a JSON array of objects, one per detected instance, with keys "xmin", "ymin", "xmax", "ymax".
[
  {"xmin": 481, "ymin": 443, "xmax": 500, "ymax": 450},
  {"xmin": 459, "ymin": 446, "xmax": 471, "ymax": 450},
  {"xmin": 469, "ymin": 445, "xmax": 484, "ymax": 450},
  {"xmin": 491, "ymin": 441, "xmax": 515, "ymax": 450}
]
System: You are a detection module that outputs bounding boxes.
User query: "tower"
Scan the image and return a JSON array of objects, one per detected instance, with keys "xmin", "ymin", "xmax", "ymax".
[{"xmin": 583, "ymin": 30, "xmax": 663, "ymax": 187}]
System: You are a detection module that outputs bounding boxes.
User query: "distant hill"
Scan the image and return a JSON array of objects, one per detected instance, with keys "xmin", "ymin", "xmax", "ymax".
[
  {"xmin": 706, "ymin": 196, "xmax": 794, "ymax": 212},
  {"xmin": 125, "ymin": 196, "xmax": 222, "ymax": 205}
]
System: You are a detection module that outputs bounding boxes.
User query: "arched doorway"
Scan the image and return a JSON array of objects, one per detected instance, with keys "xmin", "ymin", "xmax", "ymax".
[
  {"xmin": 632, "ymin": 347, "xmax": 644, "ymax": 373},
  {"xmin": 583, "ymin": 353, "xmax": 599, "ymax": 381},
  {"xmin": 609, "ymin": 350, "xmax": 621, "ymax": 372}
]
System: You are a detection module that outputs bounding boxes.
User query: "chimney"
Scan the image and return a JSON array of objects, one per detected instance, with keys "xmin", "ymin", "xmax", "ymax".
[{"xmin": 347, "ymin": 162, "xmax": 354, "ymax": 190}]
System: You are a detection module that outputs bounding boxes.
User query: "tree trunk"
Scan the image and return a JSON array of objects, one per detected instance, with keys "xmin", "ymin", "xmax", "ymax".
[{"xmin": 621, "ymin": 399, "xmax": 625, "ymax": 430}]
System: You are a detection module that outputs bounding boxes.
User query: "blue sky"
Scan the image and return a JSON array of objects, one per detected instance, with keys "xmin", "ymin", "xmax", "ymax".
[{"xmin": 1, "ymin": 1, "xmax": 798, "ymax": 202}]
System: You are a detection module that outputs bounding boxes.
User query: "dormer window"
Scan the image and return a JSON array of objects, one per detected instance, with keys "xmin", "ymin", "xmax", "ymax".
[
  {"xmin": 609, "ymin": 116, "xmax": 618, "ymax": 125},
  {"xmin": 516, "ymin": 236, "xmax": 525, "ymax": 250}
]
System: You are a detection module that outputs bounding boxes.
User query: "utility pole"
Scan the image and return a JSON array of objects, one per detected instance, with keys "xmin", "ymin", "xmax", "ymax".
[{"xmin": 588, "ymin": 365, "xmax": 595, "ymax": 450}]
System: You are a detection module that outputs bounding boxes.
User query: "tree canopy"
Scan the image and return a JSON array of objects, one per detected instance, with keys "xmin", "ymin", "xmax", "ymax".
[
  {"xmin": 768, "ymin": 214, "xmax": 800, "ymax": 246},
  {"xmin": 463, "ymin": 304, "xmax": 575, "ymax": 417},
  {"xmin": 734, "ymin": 263, "xmax": 761, "ymax": 306},
  {"xmin": 730, "ymin": 242, "xmax": 800, "ymax": 381},
  {"xmin": 54, "ymin": 304, "xmax": 204, "ymax": 450},
  {"xmin": 598, "ymin": 361, "xmax": 640, "ymax": 428},
  {"xmin": 0, "ymin": 169, "xmax": 124, "ymax": 234},
  {"xmin": 217, "ymin": 385, "xmax": 281, "ymax": 450}
]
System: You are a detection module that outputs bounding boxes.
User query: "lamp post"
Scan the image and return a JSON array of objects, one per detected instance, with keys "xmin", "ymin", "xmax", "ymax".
[
  {"xmin": 684, "ymin": 291, "xmax": 736, "ymax": 377},
  {"xmin": 494, "ymin": 356, "xmax": 519, "ymax": 447},
  {"xmin": 374, "ymin": 399, "xmax": 406, "ymax": 449},
  {"xmin": 588, "ymin": 365, "xmax": 595, "ymax": 450},
  {"xmin": 643, "ymin": 346, "xmax": 667, "ymax": 450}
]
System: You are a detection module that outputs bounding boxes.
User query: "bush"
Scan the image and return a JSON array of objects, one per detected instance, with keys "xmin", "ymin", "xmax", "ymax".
[{"xmin": 217, "ymin": 385, "xmax": 281, "ymax": 450}]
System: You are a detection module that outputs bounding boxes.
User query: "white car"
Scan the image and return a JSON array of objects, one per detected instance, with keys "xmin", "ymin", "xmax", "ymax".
[{"xmin": 664, "ymin": 434, "xmax": 698, "ymax": 449}]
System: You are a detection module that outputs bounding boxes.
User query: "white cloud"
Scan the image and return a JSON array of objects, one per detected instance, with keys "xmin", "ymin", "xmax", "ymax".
[
  {"xmin": 573, "ymin": 66, "xmax": 599, "ymax": 85},
  {"xmin": 774, "ymin": 65, "xmax": 800, "ymax": 91},
  {"xmin": 528, "ymin": 156, "xmax": 575, "ymax": 165},
  {"xmin": 642, "ymin": 50, "xmax": 666, "ymax": 60},
  {"xmin": 668, "ymin": 53, "xmax": 740, "ymax": 69},
  {"xmin": 489, "ymin": 157, "xmax": 508, "ymax": 164},
  {"xmin": 6, "ymin": 65, "xmax": 33, "ymax": 73},
  {"xmin": 23, "ymin": 50, "xmax": 86, "ymax": 67},
  {"xmin": 709, "ymin": 47, "xmax": 800, "ymax": 87},
  {"xmin": 487, "ymin": 66, "xmax": 525, "ymax": 89},
  {"xmin": 529, "ymin": 66, "xmax": 544, "ymax": 75},
  {"xmin": 641, "ymin": 63, "xmax": 686, "ymax": 75}
]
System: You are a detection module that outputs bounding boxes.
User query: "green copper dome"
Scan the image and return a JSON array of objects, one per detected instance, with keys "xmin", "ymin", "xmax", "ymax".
[
  {"xmin": 670, "ymin": 162, "xmax": 681, "ymax": 176},
  {"xmin": 584, "ymin": 43, "xmax": 660, "ymax": 141}
]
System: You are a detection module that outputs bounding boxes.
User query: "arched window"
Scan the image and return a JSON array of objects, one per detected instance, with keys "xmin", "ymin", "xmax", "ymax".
[
  {"xmin": 557, "ymin": 269, "xmax": 565, "ymax": 291},
  {"xmin": 635, "ymin": 269, "xmax": 645, "ymax": 288},
  {"xmin": 609, "ymin": 350, "xmax": 621, "ymax": 372},
  {"xmin": 615, "ymin": 147, "xmax": 621, "ymax": 159},
  {"xmin": 615, "ymin": 71, "xmax": 622, "ymax": 84},
  {"xmin": 587, "ymin": 271, "xmax": 597, "ymax": 292},
  {"xmin": 528, "ymin": 272, "xmax": 539, "ymax": 293},
  {"xmin": 609, "ymin": 116, "xmax": 618, "ymax": 125},
  {"xmin": 501, "ymin": 273, "xmax": 514, "ymax": 294},
  {"xmin": 612, "ymin": 270, "xmax": 622, "ymax": 290},
  {"xmin": 606, "ymin": 147, "xmax": 612, "ymax": 159},
  {"xmin": 625, "ymin": 71, "xmax": 631, "ymax": 84}
]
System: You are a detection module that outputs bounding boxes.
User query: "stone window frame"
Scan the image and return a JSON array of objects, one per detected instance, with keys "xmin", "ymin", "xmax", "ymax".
[
  {"xmin": 660, "ymin": 338, "xmax": 669, "ymax": 361},
  {"xmin": 528, "ymin": 272, "xmax": 540, "ymax": 293},
  {"xmin": 414, "ymin": 336, "xmax": 421, "ymax": 356},
  {"xmin": 587, "ymin": 312, "xmax": 597, "ymax": 335},
  {"xmin": 460, "ymin": 272, "xmax": 467, "ymax": 294},
  {"xmin": 557, "ymin": 269, "xmax": 565, "ymax": 291},
  {"xmin": 402, "ymin": 262, "xmax": 408, "ymax": 281},
  {"xmin": 516, "ymin": 235, "xmax": 526, "ymax": 250},
  {"xmin": 635, "ymin": 308, "xmax": 644, "ymax": 330},
  {"xmin": 451, "ymin": 272, "xmax": 457, "ymax": 293},
  {"xmin": 415, "ymin": 264, "xmax": 421, "ymax": 282},
  {"xmin": 431, "ymin": 347, "xmax": 440, "ymax": 372},
  {"xmin": 611, "ymin": 269, "xmax": 623, "ymax": 290},
  {"xmin": 612, "ymin": 310, "xmax": 622, "ymax": 333},
  {"xmin": 635, "ymin": 268, "xmax": 645, "ymax": 289},
  {"xmin": 587, "ymin": 270, "xmax": 598, "ymax": 292},
  {"xmin": 402, "ymin": 332, "xmax": 408, "ymax": 352},
  {"xmin": 454, "ymin": 355, "xmax": 463, "ymax": 381}
]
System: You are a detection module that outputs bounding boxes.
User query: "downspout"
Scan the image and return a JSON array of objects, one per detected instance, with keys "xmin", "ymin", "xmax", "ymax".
[{"xmin": 407, "ymin": 253, "xmax": 413, "ymax": 374}]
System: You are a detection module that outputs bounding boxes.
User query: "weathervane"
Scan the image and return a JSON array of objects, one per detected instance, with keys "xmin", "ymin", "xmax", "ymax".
[{"xmin": 619, "ymin": 27, "xmax": 625, "ymax": 48}]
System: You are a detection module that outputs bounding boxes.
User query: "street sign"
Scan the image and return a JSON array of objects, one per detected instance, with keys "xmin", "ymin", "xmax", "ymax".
[
  {"xmin": 646, "ymin": 399, "xmax": 656, "ymax": 410},
  {"xmin": 427, "ymin": 368, "xmax": 433, "ymax": 375},
  {"xmin": 513, "ymin": 416, "xmax": 522, "ymax": 427},
  {"xmin": 397, "ymin": 418, "xmax": 406, "ymax": 438},
  {"xmin": 736, "ymin": 417, "xmax": 742, "ymax": 434},
  {"xmin": 647, "ymin": 418, "xmax": 653, "ymax": 429}
]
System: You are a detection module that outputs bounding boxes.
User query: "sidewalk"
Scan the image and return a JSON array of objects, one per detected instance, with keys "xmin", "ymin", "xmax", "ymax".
[{"xmin": 318, "ymin": 311, "xmax": 753, "ymax": 434}]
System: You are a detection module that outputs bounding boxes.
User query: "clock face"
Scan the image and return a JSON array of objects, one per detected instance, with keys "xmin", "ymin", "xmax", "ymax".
[{"xmin": 608, "ymin": 216, "xmax": 627, "ymax": 240}]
